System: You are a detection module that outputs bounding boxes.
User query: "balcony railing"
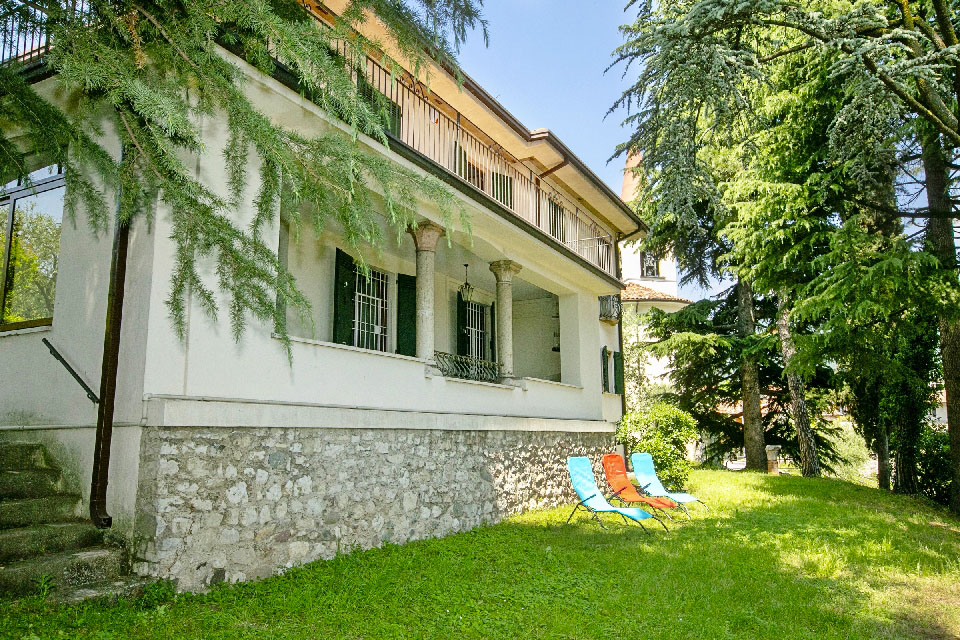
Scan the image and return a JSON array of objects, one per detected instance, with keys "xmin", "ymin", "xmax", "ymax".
[
  {"xmin": 1, "ymin": 1, "xmax": 92, "ymax": 67},
  {"xmin": 434, "ymin": 351, "xmax": 501, "ymax": 383},
  {"xmin": 1, "ymin": 7, "xmax": 617, "ymax": 277},
  {"xmin": 599, "ymin": 294, "xmax": 621, "ymax": 325},
  {"xmin": 358, "ymin": 55, "xmax": 616, "ymax": 276}
]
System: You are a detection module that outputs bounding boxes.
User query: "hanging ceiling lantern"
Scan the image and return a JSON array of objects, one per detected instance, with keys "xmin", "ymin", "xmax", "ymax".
[{"xmin": 459, "ymin": 263, "xmax": 475, "ymax": 303}]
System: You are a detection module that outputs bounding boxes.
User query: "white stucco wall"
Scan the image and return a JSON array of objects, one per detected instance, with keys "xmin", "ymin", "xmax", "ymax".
[{"xmin": 513, "ymin": 297, "xmax": 560, "ymax": 381}]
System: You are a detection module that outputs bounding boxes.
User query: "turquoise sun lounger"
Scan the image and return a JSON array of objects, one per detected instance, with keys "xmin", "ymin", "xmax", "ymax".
[
  {"xmin": 566, "ymin": 457, "xmax": 664, "ymax": 531},
  {"xmin": 630, "ymin": 453, "xmax": 708, "ymax": 514}
]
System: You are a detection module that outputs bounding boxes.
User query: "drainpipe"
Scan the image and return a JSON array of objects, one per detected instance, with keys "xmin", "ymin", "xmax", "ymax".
[
  {"xmin": 615, "ymin": 236, "xmax": 628, "ymax": 419},
  {"xmin": 90, "ymin": 205, "xmax": 130, "ymax": 529}
]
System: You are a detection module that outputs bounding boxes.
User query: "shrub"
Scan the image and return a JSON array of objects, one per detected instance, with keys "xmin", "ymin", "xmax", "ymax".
[
  {"xmin": 917, "ymin": 423, "xmax": 952, "ymax": 506},
  {"xmin": 828, "ymin": 420, "xmax": 872, "ymax": 483},
  {"xmin": 617, "ymin": 403, "xmax": 698, "ymax": 490}
]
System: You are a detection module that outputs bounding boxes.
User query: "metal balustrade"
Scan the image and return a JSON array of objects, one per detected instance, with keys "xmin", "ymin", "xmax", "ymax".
[
  {"xmin": 1, "ymin": 6, "xmax": 618, "ymax": 276},
  {"xmin": 360, "ymin": 55, "xmax": 616, "ymax": 276},
  {"xmin": 433, "ymin": 350, "xmax": 501, "ymax": 383},
  {"xmin": 599, "ymin": 294, "xmax": 622, "ymax": 325},
  {"xmin": 1, "ymin": 1, "xmax": 91, "ymax": 67}
]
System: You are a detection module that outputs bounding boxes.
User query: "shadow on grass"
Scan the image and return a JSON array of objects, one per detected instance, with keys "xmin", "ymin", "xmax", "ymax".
[{"xmin": 2, "ymin": 471, "xmax": 959, "ymax": 639}]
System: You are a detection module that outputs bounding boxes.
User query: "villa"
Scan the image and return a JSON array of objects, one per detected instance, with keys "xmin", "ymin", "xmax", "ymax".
[{"xmin": 0, "ymin": 1, "xmax": 643, "ymax": 590}]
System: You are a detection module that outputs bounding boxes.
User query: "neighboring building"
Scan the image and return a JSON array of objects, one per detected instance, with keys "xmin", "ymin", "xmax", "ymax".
[
  {"xmin": 617, "ymin": 154, "xmax": 691, "ymax": 385},
  {"xmin": 0, "ymin": 3, "xmax": 643, "ymax": 589}
]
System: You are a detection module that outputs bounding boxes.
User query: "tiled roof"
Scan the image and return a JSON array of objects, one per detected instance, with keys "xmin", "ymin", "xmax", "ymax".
[{"xmin": 620, "ymin": 282, "xmax": 692, "ymax": 304}]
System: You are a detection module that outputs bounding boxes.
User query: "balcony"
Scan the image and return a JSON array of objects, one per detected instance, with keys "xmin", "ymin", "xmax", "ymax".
[
  {"xmin": 355, "ymin": 55, "xmax": 616, "ymax": 276},
  {"xmin": 433, "ymin": 351, "xmax": 501, "ymax": 384},
  {"xmin": 1, "ymin": 5, "xmax": 616, "ymax": 277},
  {"xmin": 599, "ymin": 295, "xmax": 621, "ymax": 325}
]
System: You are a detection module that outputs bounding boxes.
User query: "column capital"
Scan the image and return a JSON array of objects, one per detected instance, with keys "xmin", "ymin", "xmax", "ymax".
[
  {"xmin": 489, "ymin": 259, "xmax": 522, "ymax": 283},
  {"xmin": 408, "ymin": 221, "xmax": 445, "ymax": 252}
]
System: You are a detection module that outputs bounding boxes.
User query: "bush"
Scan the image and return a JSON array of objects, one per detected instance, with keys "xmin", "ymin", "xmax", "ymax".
[
  {"xmin": 828, "ymin": 420, "xmax": 872, "ymax": 483},
  {"xmin": 917, "ymin": 424, "xmax": 952, "ymax": 506},
  {"xmin": 617, "ymin": 403, "xmax": 698, "ymax": 490}
]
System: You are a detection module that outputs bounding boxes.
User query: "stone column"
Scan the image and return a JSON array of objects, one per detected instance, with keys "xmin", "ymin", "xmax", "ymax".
[
  {"xmin": 489, "ymin": 260, "xmax": 522, "ymax": 377},
  {"xmin": 408, "ymin": 222, "xmax": 445, "ymax": 359}
]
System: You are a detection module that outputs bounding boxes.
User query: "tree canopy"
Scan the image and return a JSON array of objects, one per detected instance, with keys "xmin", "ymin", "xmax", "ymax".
[{"xmin": 0, "ymin": 0, "xmax": 485, "ymax": 343}]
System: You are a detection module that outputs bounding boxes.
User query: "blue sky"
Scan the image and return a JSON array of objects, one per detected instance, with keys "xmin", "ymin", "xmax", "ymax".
[
  {"xmin": 456, "ymin": 2, "xmax": 631, "ymax": 195},
  {"xmin": 454, "ymin": 2, "xmax": 722, "ymax": 299}
]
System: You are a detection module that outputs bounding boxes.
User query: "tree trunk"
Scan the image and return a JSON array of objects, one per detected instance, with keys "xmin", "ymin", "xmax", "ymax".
[
  {"xmin": 737, "ymin": 280, "xmax": 766, "ymax": 471},
  {"xmin": 776, "ymin": 294, "xmax": 820, "ymax": 477},
  {"xmin": 893, "ymin": 427, "xmax": 919, "ymax": 494},
  {"xmin": 876, "ymin": 425, "xmax": 891, "ymax": 491},
  {"xmin": 921, "ymin": 131, "xmax": 960, "ymax": 516}
]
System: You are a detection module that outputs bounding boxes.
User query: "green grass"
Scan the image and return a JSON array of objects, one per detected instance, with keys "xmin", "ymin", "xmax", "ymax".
[{"xmin": 3, "ymin": 470, "xmax": 960, "ymax": 639}]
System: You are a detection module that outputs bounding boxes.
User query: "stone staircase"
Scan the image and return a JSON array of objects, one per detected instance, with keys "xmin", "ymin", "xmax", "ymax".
[{"xmin": 0, "ymin": 441, "xmax": 144, "ymax": 601}]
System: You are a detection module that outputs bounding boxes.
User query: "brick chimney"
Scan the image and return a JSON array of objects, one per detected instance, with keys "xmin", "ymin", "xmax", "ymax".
[{"xmin": 620, "ymin": 152, "xmax": 643, "ymax": 202}]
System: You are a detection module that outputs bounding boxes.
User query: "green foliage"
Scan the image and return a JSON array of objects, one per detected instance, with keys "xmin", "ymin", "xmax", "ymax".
[
  {"xmin": 4, "ymin": 472, "xmax": 960, "ymax": 638},
  {"xmin": 617, "ymin": 403, "xmax": 698, "ymax": 489},
  {"xmin": 0, "ymin": 0, "xmax": 485, "ymax": 348},
  {"xmin": 828, "ymin": 420, "xmax": 872, "ymax": 484},
  {"xmin": 917, "ymin": 424, "xmax": 953, "ymax": 506},
  {"xmin": 1, "ymin": 201, "xmax": 62, "ymax": 323},
  {"xmin": 643, "ymin": 292, "xmax": 846, "ymax": 471}
]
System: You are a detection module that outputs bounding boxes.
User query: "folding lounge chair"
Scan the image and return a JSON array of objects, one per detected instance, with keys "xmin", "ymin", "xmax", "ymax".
[
  {"xmin": 601, "ymin": 453, "xmax": 678, "ymax": 521},
  {"xmin": 565, "ymin": 457, "xmax": 665, "ymax": 532},
  {"xmin": 630, "ymin": 452, "xmax": 709, "ymax": 515}
]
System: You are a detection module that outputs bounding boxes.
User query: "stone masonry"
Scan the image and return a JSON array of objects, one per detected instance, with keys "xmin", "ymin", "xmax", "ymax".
[{"xmin": 133, "ymin": 427, "xmax": 613, "ymax": 591}]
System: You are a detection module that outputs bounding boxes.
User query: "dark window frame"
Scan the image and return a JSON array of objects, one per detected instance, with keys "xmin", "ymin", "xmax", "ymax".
[
  {"xmin": 0, "ymin": 166, "xmax": 65, "ymax": 332},
  {"xmin": 639, "ymin": 251, "xmax": 660, "ymax": 278}
]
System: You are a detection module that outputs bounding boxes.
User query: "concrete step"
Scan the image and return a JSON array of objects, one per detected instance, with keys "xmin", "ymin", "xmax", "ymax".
[
  {"xmin": 57, "ymin": 576, "xmax": 156, "ymax": 604},
  {"xmin": 0, "ymin": 522, "xmax": 103, "ymax": 563},
  {"xmin": 0, "ymin": 495, "xmax": 81, "ymax": 529},
  {"xmin": 0, "ymin": 546, "xmax": 125, "ymax": 598},
  {"xmin": 0, "ymin": 442, "xmax": 54, "ymax": 471},
  {"xmin": 0, "ymin": 469, "xmax": 63, "ymax": 499}
]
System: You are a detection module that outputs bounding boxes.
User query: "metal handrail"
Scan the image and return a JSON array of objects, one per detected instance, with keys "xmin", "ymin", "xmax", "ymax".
[
  {"xmin": 434, "ymin": 350, "xmax": 501, "ymax": 383},
  {"xmin": 41, "ymin": 337, "xmax": 99, "ymax": 404}
]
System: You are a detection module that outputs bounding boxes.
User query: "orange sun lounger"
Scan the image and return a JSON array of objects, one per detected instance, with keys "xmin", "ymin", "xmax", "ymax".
[{"xmin": 602, "ymin": 453, "xmax": 678, "ymax": 516}]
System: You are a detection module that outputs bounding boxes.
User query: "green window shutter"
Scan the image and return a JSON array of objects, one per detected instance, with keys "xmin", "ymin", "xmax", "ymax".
[
  {"xmin": 396, "ymin": 273, "xmax": 417, "ymax": 357},
  {"xmin": 614, "ymin": 350, "xmax": 624, "ymax": 395},
  {"xmin": 456, "ymin": 291, "xmax": 469, "ymax": 356},
  {"xmin": 333, "ymin": 248, "xmax": 355, "ymax": 345},
  {"xmin": 454, "ymin": 141, "xmax": 467, "ymax": 179},
  {"xmin": 358, "ymin": 77, "xmax": 402, "ymax": 137},
  {"xmin": 488, "ymin": 301, "xmax": 496, "ymax": 363},
  {"xmin": 601, "ymin": 346, "xmax": 610, "ymax": 393}
]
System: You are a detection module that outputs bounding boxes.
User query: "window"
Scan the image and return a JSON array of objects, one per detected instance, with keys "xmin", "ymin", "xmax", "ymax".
[
  {"xmin": 353, "ymin": 266, "xmax": 389, "ymax": 351},
  {"xmin": 454, "ymin": 142, "xmax": 485, "ymax": 191},
  {"xmin": 465, "ymin": 301, "xmax": 489, "ymax": 360},
  {"xmin": 1, "ymin": 165, "xmax": 65, "ymax": 331},
  {"xmin": 358, "ymin": 78, "xmax": 403, "ymax": 137},
  {"xmin": 548, "ymin": 199, "xmax": 567, "ymax": 243},
  {"xmin": 491, "ymin": 172, "xmax": 513, "ymax": 209},
  {"xmin": 639, "ymin": 251, "xmax": 660, "ymax": 278}
]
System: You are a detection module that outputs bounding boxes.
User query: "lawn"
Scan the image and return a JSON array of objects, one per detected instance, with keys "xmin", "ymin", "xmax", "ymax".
[{"xmin": 3, "ymin": 470, "xmax": 960, "ymax": 639}]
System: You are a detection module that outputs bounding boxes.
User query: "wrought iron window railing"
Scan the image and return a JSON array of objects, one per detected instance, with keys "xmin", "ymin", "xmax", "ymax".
[
  {"xmin": 433, "ymin": 350, "xmax": 501, "ymax": 384},
  {"xmin": 599, "ymin": 294, "xmax": 621, "ymax": 325}
]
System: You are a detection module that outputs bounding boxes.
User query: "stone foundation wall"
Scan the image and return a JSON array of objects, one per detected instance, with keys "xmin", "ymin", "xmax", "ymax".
[{"xmin": 133, "ymin": 426, "xmax": 614, "ymax": 591}]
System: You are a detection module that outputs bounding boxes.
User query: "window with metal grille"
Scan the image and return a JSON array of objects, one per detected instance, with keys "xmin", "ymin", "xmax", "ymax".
[
  {"xmin": 465, "ymin": 301, "xmax": 488, "ymax": 360},
  {"xmin": 353, "ymin": 267, "xmax": 389, "ymax": 351},
  {"xmin": 639, "ymin": 251, "xmax": 660, "ymax": 278}
]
